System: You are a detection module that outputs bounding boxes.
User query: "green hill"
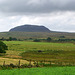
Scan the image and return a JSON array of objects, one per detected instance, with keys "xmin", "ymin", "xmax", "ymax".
[{"xmin": 0, "ymin": 31, "xmax": 75, "ymax": 39}]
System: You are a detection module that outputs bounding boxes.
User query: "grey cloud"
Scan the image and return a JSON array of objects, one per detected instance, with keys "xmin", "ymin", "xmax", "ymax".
[{"xmin": 0, "ymin": 0, "xmax": 75, "ymax": 15}]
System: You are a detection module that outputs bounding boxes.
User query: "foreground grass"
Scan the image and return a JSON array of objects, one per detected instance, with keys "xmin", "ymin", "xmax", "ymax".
[{"xmin": 0, "ymin": 67, "xmax": 75, "ymax": 75}]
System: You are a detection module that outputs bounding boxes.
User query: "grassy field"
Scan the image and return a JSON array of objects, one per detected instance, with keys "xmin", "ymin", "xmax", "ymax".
[
  {"xmin": 4, "ymin": 41, "xmax": 75, "ymax": 51},
  {"xmin": 1, "ymin": 41, "xmax": 74, "ymax": 63},
  {"xmin": 0, "ymin": 57, "xmax": 29, "ymax": 65},
  {"xmin": 0, "ymin": 67, "xmax": 75, "ymax": 75}
]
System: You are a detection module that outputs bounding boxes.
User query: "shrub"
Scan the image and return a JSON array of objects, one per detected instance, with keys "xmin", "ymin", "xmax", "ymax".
[
  {"xmin": 33, "ymin": 39, "xmax": 41, "ymax": 42},
  {"xmin": 47, "ymin": 37, "xmax": 52, "ymax": 42},
  {"xmin": 0, "ymin": 41, "xmax": 8, "ymax": 53}
]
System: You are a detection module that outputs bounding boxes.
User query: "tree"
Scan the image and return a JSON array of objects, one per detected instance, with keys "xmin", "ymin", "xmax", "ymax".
[
  {"xmin": 0, "ymin": 41, "xmax": 8, "ymax": 53},
  {"xmin": 47, "ymin": 37, "xmax": 52, "ymax": 42},
  {"xmin": 8, "ymin": 37, "xmax": 17, "ymax": 41},
  {"xmin": 60, "ymin": 36, "xmax": 65, "ymax": 38},
  {"xmin": 33, "ymin": 39, "xmax": 41, "ymax": 42},
  {"xmin": 9, "ymin": 37, "xmax": 12, "ymax": 41}
]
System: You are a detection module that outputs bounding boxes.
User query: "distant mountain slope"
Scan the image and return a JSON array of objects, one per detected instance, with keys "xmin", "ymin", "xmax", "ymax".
[
  {"xmin": 9, "ymin": 25, "xmax": 51, "ymax": 32},
  {"xmin": 0, "ymin": 25, "xmax": 75, "ymax": 39},
  {"xmin": 0, "ymin": 31, "xmax": 75, "ymax": 39}
]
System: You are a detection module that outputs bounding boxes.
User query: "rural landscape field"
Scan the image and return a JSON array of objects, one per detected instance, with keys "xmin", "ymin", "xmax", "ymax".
[
  {"xmin": 0, "ymin": 0, "xmax": 75, "ymax": 75},
  {"xmin": 0, "ymin": 27, "xmax": 75, "ymax": 75},
  {"xmin": 0, "ymin": 40, "xmax": 75, "ymax": 74}
]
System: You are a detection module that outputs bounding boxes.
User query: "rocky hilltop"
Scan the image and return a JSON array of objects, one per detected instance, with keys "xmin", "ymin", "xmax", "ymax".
[{"xmin": 9, "ymin": 24, "xmax": 51, "ymax": 32}]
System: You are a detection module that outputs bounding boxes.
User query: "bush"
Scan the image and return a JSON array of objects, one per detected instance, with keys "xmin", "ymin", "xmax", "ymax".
[
  {"xmin": 0, "ymin": 41, "xmax": 8, "ymax": 53},
  {"xmin": 33, "ymin": 39, "xmax": 41, "ymax": 42},
  {"xmin": 47, "ymin": 37, "xmax": 52, "ymax": 42}
]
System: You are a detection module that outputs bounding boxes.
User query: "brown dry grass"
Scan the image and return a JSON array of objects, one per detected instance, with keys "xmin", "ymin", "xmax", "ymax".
[{"xmin": 0, "ymin": 57, "xmax": 32, "ymax": 65}]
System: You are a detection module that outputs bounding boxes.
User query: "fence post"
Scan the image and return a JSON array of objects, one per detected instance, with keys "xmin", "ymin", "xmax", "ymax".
[
  {"xmin": 44, "ymin": 60, "xmax": 45, "ymax": 64},
  {"xmin": 18, "ymin": 60, "xmax": 20, "ymax": 67},
  {"xmin": 72, "ymin": 62, "xmax": 74, "ymax": 66},
  {"xmin": 3, "ymin": 61, "xmax": 5, "ymax": 66},
  {"xmin": 49, "ymin": 61, "xmax": 51, "ymax": 66},
  {"xmin": 36, "ymin": 61, "xmax": 39, "ymax": 67},
  {"xmin": 29, "ymin": 59, "xmax": 32, "ymax": 67},
  {"xmin": 33, "ymin": 60, "xmax": 36, "ymax": 66}
]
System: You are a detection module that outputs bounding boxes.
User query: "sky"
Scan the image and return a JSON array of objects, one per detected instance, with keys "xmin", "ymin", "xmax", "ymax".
[{"xmin": 0, "ymin": 0, "xmax": 75, "ymax": 32}]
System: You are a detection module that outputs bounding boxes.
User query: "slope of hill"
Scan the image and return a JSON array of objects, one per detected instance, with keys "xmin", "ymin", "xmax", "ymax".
[
  {"xmin": 0, "ymin": 31, "xmax": 75, "ymax": 39},
  {"xmin": 9, "ymin": 25, "xmax": 50, "ymax": 32},
  {"xmin": 0, "ymin": 24, "xmax": 75, "ymax": 39}
]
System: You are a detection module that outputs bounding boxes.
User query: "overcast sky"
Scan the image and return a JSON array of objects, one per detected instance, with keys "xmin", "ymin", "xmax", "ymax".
[{"xmin": 0, "ymin": 0, "xmax": 75, "ymax": 32}]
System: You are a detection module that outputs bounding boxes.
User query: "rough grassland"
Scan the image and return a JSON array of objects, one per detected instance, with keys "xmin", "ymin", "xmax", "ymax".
[
  {"xmin": 4, "ymin": 41, "xmax": 75, "ymax": 51},
  {"xmin": 0, "ymin": 67, "xmax": 75, "ymax": 75},
  {"xmin": 0, "ymin": 57, "xmax": 29, "ymax": 65},
  {"xmin": 2, "ymin": 41, "xmax": 75, "ymax": 62},
  {"xmin": 0, "ymin": 32, "xmax": 75, "ymax": 39}
]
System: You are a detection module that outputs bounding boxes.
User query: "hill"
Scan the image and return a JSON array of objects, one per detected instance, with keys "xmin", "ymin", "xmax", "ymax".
[
  {"xmin": 9, "ymin": 25, "xmax": 50, "ymax": 32},
  {"xmin": 0, "ymin": 31, "xmax": 75, "ymax": 39},
  {"xmin": 0, "ymin": 24, "xmax": 75, "ymax": 39}
]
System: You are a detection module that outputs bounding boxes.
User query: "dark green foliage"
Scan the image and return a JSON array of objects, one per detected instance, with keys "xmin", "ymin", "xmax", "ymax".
[
  {"xmin": 8, "ymin": 37, "xmax": 17, "ymax": 41},
  {"xmin": 0, "ymin": 41, "xmax": 8, "ymax": 53},
  {"xmin": 0, "ymin": 47, "xmax": 6, "ymax": 53},
  {"xmin": 38, "ymin": 50, "xmax": 42, "ymax": 53},
  {"xmin": 47, "ymin": 37, "xmax": 52, "ymax": 42},
  {"xmin": 0, "ymin": 37, "xmax": 17, "ymax": 41},
  {"xmin": 60, "ymin": 36, "xmax": 65, "ymax": 38},
  {"xmin": 33, "ymin": 39, "xmax": 41, "ymax": 42},
  {"xmin": 58, "ymin": 38, "xmax": 75, "ymax": 42}
]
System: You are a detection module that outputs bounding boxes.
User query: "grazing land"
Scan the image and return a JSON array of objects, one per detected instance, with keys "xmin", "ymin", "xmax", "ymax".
[
  {"xmin": 0, "ymin": 41, "xmax": 74, "ymax": 64},
  {"xmin": 4, "ymin": 41, "xmax": 75, "ymax": 51},
  {"xmin": 0, "ymin": 67, "xmax": 75, "ymax": 75}
]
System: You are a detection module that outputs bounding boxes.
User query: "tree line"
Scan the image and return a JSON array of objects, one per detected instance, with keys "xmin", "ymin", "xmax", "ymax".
[
  {"xmin": 0, "ymin": 36, "xmax": 75, "ymax": 42},
  {"xmin": 0, "ymin": 37, "xmax": 17, "ymax": 41},
  {"xmin": 33, "ymin": 37, "xmax": 75, "ymax": 42}
]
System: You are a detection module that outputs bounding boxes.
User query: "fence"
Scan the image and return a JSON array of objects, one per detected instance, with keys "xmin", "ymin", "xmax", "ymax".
[{"xmin": 1, "ymin": 59, "xmax": 75, "ymax": 68}]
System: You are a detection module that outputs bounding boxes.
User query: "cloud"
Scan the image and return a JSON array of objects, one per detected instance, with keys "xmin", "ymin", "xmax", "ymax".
[
  {"xmin": 0, "ymin": 12, "xmax": 74, "ymax": 32},
  {"xmin": 0, "ymin": 12, "xmax": 75, "ymax": 32},
  {"xmin": 0, "ymin": 0, "xmax": 75, "ymax": 32},
  {"xmin": 0, "ymin": 0, "xmax": 75, "ymax": 15}
]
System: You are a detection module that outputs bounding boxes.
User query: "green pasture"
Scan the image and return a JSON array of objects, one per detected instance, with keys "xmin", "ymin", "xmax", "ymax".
[
  {"xmin": 0, "ymin": 67, "xmax": 75, "ymax": 75},
  {"xmin": 4, "ymin": 41, "xmax": 75, "ymax": 51},
  {"xmin": 2, "ymin": 41, "xmax": 75, "ymax": 62}
]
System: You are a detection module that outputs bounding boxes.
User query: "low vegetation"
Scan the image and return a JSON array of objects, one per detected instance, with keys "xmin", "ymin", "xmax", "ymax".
[
  {"xmin": 21, "ymin": 50, "xmax": 75, "ymax": 62},
  {"xmin": 0, "ymin": 41, "xmax": 74, "ymax": 66},
  {"xmin": 0, "ymin": 41, "xmax": 74, "ymax": 71},
  {"xmin": 4, "ymin": 41, "xmax": 75, "ymax": 52},
  {"xmin": 0, "ymin": 67, "xmax": 75, "ymax": 75},
  {"xmin": 0, "ymin": 41, "xmax": 8, "ymax": 53}
]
